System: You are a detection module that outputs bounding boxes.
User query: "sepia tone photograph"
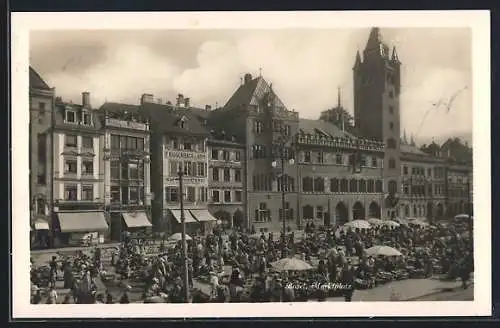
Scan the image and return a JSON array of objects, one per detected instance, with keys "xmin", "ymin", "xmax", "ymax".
[{"xmin": 11, "ymin": 11, "xmax": 490, "ymax": 318}]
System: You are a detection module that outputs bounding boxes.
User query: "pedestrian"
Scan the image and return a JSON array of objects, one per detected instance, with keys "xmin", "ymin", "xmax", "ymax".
[
  {"xmin": 341, "ymin": 262, "xmax": 355, "ymax": 302},
  {"xmin": 31, "ymin": 287, "xmax": 42, "ymax": 304},
  {"xmin": 46, "ymin": 286, "xmax": 58, "ymax": 304}
]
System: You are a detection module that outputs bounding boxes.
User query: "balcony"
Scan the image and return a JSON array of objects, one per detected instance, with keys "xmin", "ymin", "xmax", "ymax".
[{"xmin": 296, "ymin": 134, "xmax": 385, "ymax": 152}]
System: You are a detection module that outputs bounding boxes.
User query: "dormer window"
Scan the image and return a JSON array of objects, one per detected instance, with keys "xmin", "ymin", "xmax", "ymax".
[
  {"xmin": 82, "ymin": 111, "xmax": 92, "ymax": 126},
  {"xmin": 179, "ymin": 116, "xmax": 188, "ymax": 129},
  {"xmin": 65, "ymin": 110, "xmax": 76, "ymax": 124}
]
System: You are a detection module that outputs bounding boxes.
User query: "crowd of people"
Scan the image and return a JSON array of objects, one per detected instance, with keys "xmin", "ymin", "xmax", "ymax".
[{"xmin": 30, "ymin": 218, "xmax": 473, "ymax": 304}]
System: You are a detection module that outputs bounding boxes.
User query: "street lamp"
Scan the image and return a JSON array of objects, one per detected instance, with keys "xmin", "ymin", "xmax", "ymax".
[
  {"xmin": 272, "ymin": 157, "xmax": 295, "ymax": 234},
  {"xmin": 177, "ymin": 169, "xmax": 190, "ymax": 303}
]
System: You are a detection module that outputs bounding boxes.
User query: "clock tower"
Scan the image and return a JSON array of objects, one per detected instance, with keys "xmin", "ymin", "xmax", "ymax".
[{"xmin": 353, "ymin": 27, "xmax": 402, "ymax": 217}]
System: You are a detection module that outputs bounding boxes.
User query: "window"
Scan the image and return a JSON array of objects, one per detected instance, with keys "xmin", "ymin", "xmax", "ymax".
[
  {"xmin": 212, "ymin": 149, "xmax": 219, "ymax": 160},
  {"xmin": 254, "ymin": 120, "xmax": 264, "ymax": 133},
  {"xmin": 212, "ymin": 190, "xmax": 220, "ymax": 203},
  {"xmin": 389, "ymin": 122, "xmax": 394, "ymax": 130},
  {"xmin": 235, "ymin": 169, "xmax": 242, "ymax": 182},
  {"xmin": 111, "ymin": 135, "xmax": 120, "ymax": 150},
  {"xmin": 39, "ymin": 102, "xmax": 46, "ymax": 110},
  {"xmin": 330, "ymin": 178, "xmax": 339, "ymax": 192},
  {"xmin": 403, "ymin": 166, "xmax": 408, "ymax": 175},
  {"xmin": 65, "ymin": 110, "xmax": 76, "ymax": 123},
  {"xmin": 138, "ymin": 138, "xmax": 145, "ymax": 151},
  {"xmin": 348, "ymin": 154, "xmax": 354, "ymax": 166},
  {"xmin": 224, "ymin": 168, "xmax": 230, "ymax": 181},
  {"xmin": 110, "ymin": 161, "xmax": 119, "ymax": 180},
  {"xmin": 387, "ymin": 138, "xmax": 397, "ymax": 149},
  {"xmin": 169, "ymin": 161, "xmax": 178, "ymax": 176},
  {"xmin": 235, "ymin": 190, "xmax": 242, "ymax": 202},
  {"xmin": 336, "ymin": 154, "xmax": 343, "ymax": 165},
  {"xmin": 121, "ymin": 162, "xmax": 128, "ymax": 180},
  {"xmin": 285, "ymin": 125, "xmax": 291, "ymax": 136},
  {"xmin": 235, "ymin": 151, "xmax": 241, "ymax": 161},
  {"xmin": 212, "ymin": 168, "xmax": 219, "ymax": 181},
  {"xmin": 197, "ymin": 162, "xmax": 206, "ymax": 177},
  {"xmin": 253, "ymin": 145, "xmax": 266, "ymax": 159},
  {"xmin": 82, "ymin": 160, "xmax": 93, "ymax": 175},
  {"xmin": 403, "ymin": 184, "xmax": 409, "ymax": 194},
  {"xmin": 183, "ymin": 161, "xmax": 192, "ymax": 176},
  {"xmin": 360, "ymin": 155, "xmax": 367, "ymax": 167},
  {"xmin": 427, "ymin": 168, "xmax": 432, "ymax": 177},
  {"xmin": 223, "ymin": 150, "xmax": 230, "ymax": 161},
  {"xmin": 350, "ymin": 179, "xmax": 358, "ymax": 193},
  {"xmin": 304, "ymin": 151, "xmax": 311, "ymax": 163},
  {"xmin": 64, "ymin": 159, "xmax": 77, "ymax": 174},
  {"xmin": 317, "ymin": 151, "xmax": 324, "ymax": 164},
  {"xmin": 129, "ymin": 163, "xmax": 138, "ymax": 179},
  {"xmin": 166, "ymin": 187, "xmax": 179, "ymax": 202},
  {"xmin": 64, "ymin": 185, "xmax": 78, "ymax": 201},
  {"xmin": 367, "ymin": 179, "xmax": 375, "ymax": 193},
  {"xmin": 199, "ymin": 187, "xmax": 207, "ymax": 202},
  {"xmin": 302, "ymin": 177, "xmax": 313, "ymax": 192},
  {"xmin": 224, "ymin": 190, "xmax": 231, "ymax": 203},
  {"xmin": 37, "ymin": 134, "xmax": 47, "ymax": 162},
  {"xmin": 340, "ymin": 179, "xmax": 349, "ymax": 192},
  {"xmin": 303, "ymin": 205, "xmax": 314, "ymax": 220},
  {"xmin": 37, "ymin": 172, "xmax": 46, "ymax": 185},
  {"xmin": 359, "ymin": 179, "xmax": 367, "ymax": 193},
  {"xmin": 388, "ymin": 180, "xmax": 398, "ymax": 194},
  {"xmin": 184, "ymin": 140, "xmax": 192, "ymax": 151},
  {"xmin": 389, "ymin": 90, "xmax": 394, "ymax": 98},
  {"xmin": 187, "ymin": 187, "xmax": 196, "ymax": 202},
  {"xmin": 375, "ymin": 180, "xmax": 383, "ymax": 193},
  {"xmin": 128, "ymin": 187, "xmax": 138, "ymax": 204},
  {"xmin": 111, "ymin": 186, "xmax": 120, "ymax": 203},
  {"xmin": 316, "ymin": 206, "xmax": 324, "ymax": 220},
  {"xmin": 138, "ymin": 162, "xmax": 144, "ymax": 180},
  {"xmin": 255, "ymin": 203, "xmax": 270, "ymax": 222},
  {"xmin": 82, "ymin": 185, "xmax": 93, "ymax": 201},
  {"xmin": 389, "ymin": 158, "xmax": 396, "ymax": 169},
  {"xmin": 139, "ymin": 187, "xmax": 145, "ymax": 204},
  {"xmin": 314, "ymin": 177, "xmax": 325, "ymax": 192},
  {"xmin": 120, "ymin": 136, "xmax": 127, "ymax": 150},
  {"xmin": 389, "ymin": 106, "xmax": 394, "ymax": 114},
  {"xmin": 127, "ymin": 137, "xmax": 138, "ymax": 150},
  {"xmin": 65, "ymin": 135, "xmax": 77, "ymax": 148},
  {"xmin": 36, "ymin": 198, "xmax": 45, "ymax": 215},
  {"xmin": 82, "ymin": 111, "xmax": 92, "ymax": 126},
  {"xmin": 372, "ymin": 156, "xmax": 377, "ymax": 167},
  {"xmin": 121, "ymin": 187, "xmax": 129, "ymax": 204},
  {"xmin": 172, "ymin": 138, "xmax": 179, "ymax": 150}
]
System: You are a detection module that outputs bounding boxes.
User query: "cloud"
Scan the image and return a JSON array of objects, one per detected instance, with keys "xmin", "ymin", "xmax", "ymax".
[{"xmin": 31, "ymin": 28, "xmax": 472, "ymax": 142}]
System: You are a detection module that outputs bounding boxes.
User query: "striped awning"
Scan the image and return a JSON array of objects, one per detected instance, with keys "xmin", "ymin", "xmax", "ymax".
[
  {"xmin": 170, "ymin": 209, "xmax": 198, "ymax": 224},
  {"xmin": 122, "ymin": 212, "xmax": 152, "ymax": 228},
  {"xmin": 190, "ymin": 209, "xmax": 217, "ymax": 222},
  {"xmin": 57, "ymin": 212, "xmax": 108, "ymax": 233}
]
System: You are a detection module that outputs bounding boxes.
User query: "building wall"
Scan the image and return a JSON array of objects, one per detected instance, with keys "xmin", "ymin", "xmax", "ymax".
[{"xmin": 29, "ymin": 89, "xmax": 54, "ymax": 222}]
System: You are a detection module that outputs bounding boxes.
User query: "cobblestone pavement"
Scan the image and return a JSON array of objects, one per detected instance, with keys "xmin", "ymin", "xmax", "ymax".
[{"xmin": 409, "ymin": 285, "xmax": 474, "ymax": 301}]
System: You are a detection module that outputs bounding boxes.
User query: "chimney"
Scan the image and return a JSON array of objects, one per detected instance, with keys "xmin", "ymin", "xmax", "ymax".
[
  {"xmin": 184, "ymin": 98, "xmax": 190, "ymax": 108},
  {"xmin": 176, "ymin": 94, "xmax": 185, "ymax": 107},
  {"xmin": 205, "ymin": 105, "xmax": 212, "ymax": 111},
  {"xmin": 244, "ymin": 73, "xmax": 252, "ymax": 85},
  {"xmin": 141, "ymin": 93, "xmax": 155, "ymax": 104},
  {"xmin": 82, "ymin": 91, "xmax": 90, "ymax": 108}
]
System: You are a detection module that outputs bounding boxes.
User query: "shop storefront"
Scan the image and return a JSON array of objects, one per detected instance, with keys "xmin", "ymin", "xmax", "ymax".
[
  {"xmin": 30, "ymin": 218, "xmax": 50, "ymax": 249},
  {"xmin": 189, "ymin": 209, "xmax": 217, "ymax": 235},
  {"xmin": 53, "ymin": 211, "xmax": 109, "ymax": 247},
  {"xmin": 110, "ymin": 211, "xmax": 153, "ymax": 241},
  {"xmin": 169, "ymin": 209, "xmax": 200, "ymax": 235}
]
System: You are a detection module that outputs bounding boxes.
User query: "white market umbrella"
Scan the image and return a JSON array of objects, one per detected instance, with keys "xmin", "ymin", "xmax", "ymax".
[
  {"xmin": 408, "ymin": 218, "xmax": 429, "ymax": 227},
  {"xmin": 271, "ymin": 258, "xmax": 313, "ymax": 272},
  {"xmin": 368, "ymin": 218, "xmax": 385, "ymax": 226},
  {"xmin": 383, "ymin": 220, "xmax": 401, "ymax": 228},
  {"xmin": 168, "ymin": 233, "xmax": 192, "ymax": 241},
  {"xmin": 365, "ymin": 245, "xmax": 402, "ymax": 257},
  {"xmin": 344, "ymin": 219, "xmax": 371, "ymax": 230}
]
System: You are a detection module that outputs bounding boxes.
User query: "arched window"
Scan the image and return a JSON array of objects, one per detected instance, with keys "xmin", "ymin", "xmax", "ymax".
[
  {"xmin": 359, "ymin": 179, "xmax": 367, "ymax": 193},
  {"xmin": 314, "ymin": 177, "xmax": 324, "ymax": 192},
  {"xmin": 303, "ymin": 205, "xmax": 314, "ymax": 220},
  {"xmin": 367, "ymin": 179, "xmax": 375, "ymax": 193},
  {"xmin": 388, "ymin": 180, "xmax": 398, "ymax": 194},
  {"xmin": 330, "ymin": 178, "xmax": 339, "ymax": 192},
  {"xmin": 389, "ymin": 158, "xmax": 396, "ymax": 169},
  {"xmin": 375, "ymin": 180, "xmax": 383, "ymax": 193},
  {"xmin": 340, "ymin": 179, "xmax": 349, "ymax": 192},
  {"xmin": 302, "ymin": 177, "xmax": 313, "ymax": 192},
  {"xmin": 387, "ymin": 138, "xmax": 397, "ymax": 149},
  {"xmin": 349, "ymin": 179, "xmax": 358, "ymax": 193}
]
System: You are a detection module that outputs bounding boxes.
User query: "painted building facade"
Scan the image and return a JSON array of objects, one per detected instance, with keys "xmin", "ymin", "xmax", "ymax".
[
  {"xmin": 99, "ymin": 102, "xmax": 152, "ymax": 241},
  {"xmin": 51, "ymin": 92, "xmax": 108, "ymax": 246}
]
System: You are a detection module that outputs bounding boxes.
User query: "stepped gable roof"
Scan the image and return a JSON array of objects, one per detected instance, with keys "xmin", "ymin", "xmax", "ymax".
[
  {"xmin": 298, "ymin": 118, "xmax": 353, "ymax": 139},
  {"xmin": 29, "ymin": 66, "xmax": 51, "ymax": 90}
]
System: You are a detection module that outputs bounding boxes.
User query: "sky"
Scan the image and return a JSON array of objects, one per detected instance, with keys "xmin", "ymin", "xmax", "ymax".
[{"xmin": 29, "ymin": 28, "xmax": 472, "ymax": 145}]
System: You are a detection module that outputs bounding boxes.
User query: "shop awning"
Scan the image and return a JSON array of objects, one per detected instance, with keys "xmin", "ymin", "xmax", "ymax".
[
  {"xmin": 170, "ymin": 209, "xmax": 198, "ymax": 224},
  {"xmin": 57, "ymin": 212, "xmax": 108, "ymax": 233},
  {"xmin": 190, "ymin": 209, "xmax": 217, "ymax": 222},
  {"xmin": 122, "ymin": 212, "xmax": 152, "ymax": 228},
  {"xmin": 34, "ymin": 219, "xmax": 49, "ymax": 230}
]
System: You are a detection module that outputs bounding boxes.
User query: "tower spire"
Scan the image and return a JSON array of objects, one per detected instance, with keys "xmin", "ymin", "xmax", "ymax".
[
  {"xmin": 365, "ymin": 27, "xmax": 383, "ymax": 51},
  {"xmin": 337, "ymin": 86, "xmax": 341, "ymax": 108},
  {"xmin": 353, "ymin": 50, "xmax": 362, "ymax": 69}
]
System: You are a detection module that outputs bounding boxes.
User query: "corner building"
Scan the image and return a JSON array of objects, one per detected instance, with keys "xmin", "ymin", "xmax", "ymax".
[{"xmin": 353, "ymin": 27, "xmax": 402, "ymax": 218}]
